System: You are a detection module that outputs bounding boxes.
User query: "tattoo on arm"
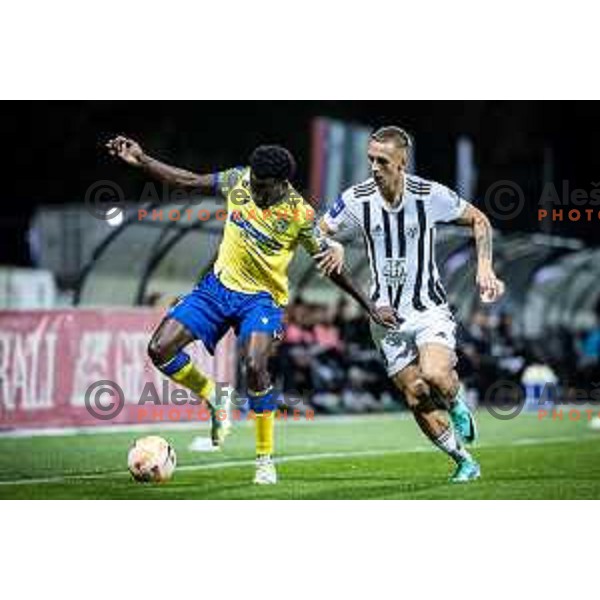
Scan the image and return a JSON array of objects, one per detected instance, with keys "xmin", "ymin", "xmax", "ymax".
[{"xmin": 474, "ymin": 212, "xmax": 493, "ymax": 265}]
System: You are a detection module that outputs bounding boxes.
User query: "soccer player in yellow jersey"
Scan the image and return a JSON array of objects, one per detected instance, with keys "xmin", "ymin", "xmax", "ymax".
[{"xmin": 106, "ymin": 136, "xmax": 396, "ymax": 484}]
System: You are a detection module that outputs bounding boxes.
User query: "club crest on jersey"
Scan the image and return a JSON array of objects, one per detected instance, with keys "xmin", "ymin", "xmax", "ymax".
[
  {"xmin": 407, "ymin": 225, "xmax": 419, "ymax": 238},
  {"xmin": 383, "ymin": 258, "xmax": 407, "ymax": 285},
  {"xmin": 286, "ymin": 189, "xmax": 302, "ymax": 208},
  {"xmin": 273, "ymin": 217, "xmax": 290, "ymax": 233}
]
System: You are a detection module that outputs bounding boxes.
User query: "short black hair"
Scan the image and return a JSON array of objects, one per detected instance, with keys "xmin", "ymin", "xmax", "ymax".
[
  {"xmin": 249, "ymin": 145, "xmax": 296, "ymax": 181},
  {"xmin": 370, "ymin": 126, "xmax": 413, "ymax": 149}
]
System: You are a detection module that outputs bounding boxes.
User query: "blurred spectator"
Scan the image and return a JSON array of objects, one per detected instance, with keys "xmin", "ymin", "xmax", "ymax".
[
  {"xmin": 284, "ymin": 299, "xmax": 315, "ymax": 345},
  {"xmin": 334, "ymin": 297, "xmax": 373, "ymax": 351},
  {"xmin": 313, "ymin": 304, "xmax": 344, "ymax": 353},
  {"xmin": 341, "ymin": 367, "xmax": 382, "ymax": 413},
  {"xmin": 142, "ymin": 291, "xmax": 180, "ymax": 309},
  {"xmin": 583, "ymin": 326, "xmax": 600, "ymax": 362},
  {"xmin": 278, "ymin": 297, "xmax": 395, "ymax": 413},
  {"xmin": 575, "ymin": 298, "xmax": 600, "ymax": 386},
  {"xmin": 580, "ymin": 300, "xmax": 600, "ymax": 364}
]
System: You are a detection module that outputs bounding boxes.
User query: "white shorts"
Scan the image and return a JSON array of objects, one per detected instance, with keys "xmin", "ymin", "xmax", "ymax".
[{"xmin": 370, "ymin": 306, "xmax": 457, "ymax": 377}]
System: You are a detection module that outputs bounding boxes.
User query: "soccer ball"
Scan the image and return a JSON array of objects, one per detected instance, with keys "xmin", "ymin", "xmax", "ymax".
[{"xmin": 128, "ymin": 436, "xmax": 176, "ymax": 483}]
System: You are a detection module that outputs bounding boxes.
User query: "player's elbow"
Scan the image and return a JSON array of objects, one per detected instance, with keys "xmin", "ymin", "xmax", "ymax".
[
  {"xmin": 473, "ymin": 207, "xmax": 491, "ymax": 230},
  {"xmin": 457, "ymin": 204, "xmax": 488, "ymax": 229},
  {"xmin": 420, "ymin": 364, "xmax": 452, "ymax": 391}
]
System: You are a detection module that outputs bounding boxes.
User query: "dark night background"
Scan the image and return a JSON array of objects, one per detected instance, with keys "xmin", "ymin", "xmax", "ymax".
[{"xmin": 1, "ymin": 100, "xmax": 599, "ymax": 265}]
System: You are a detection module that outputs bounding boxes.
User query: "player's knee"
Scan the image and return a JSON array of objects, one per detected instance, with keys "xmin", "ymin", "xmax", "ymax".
[
  {"xmin": 420, "ymin": 364, "xmax": 451, "ymax": 391},
  {"xmin": 403, "ymin": 392, "xmax": 420, "ymax": 410},
  {"xmin": 406, "ymin": 378, "xmax": 429, "ymax": 399}
]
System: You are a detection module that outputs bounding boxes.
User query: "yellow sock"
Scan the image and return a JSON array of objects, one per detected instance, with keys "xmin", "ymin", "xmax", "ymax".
[
  {"xmin": 255, "ymin": 411, "xmax": 275, "ymax": 456},
  {"xmin": 171, "ymin": 361, "xmax": 215, "ymax": 404}
]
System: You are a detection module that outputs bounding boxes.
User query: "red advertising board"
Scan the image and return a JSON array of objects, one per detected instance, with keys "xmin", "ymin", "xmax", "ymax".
[{"xmin": 0, "ymin": 309, "xmax": 236, "ymax": 430}]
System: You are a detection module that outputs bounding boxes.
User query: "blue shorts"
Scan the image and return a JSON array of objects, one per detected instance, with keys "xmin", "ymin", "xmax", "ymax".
[{"xmin": 167, "ymin": 271, "xmax": 284, "ymax": 355}]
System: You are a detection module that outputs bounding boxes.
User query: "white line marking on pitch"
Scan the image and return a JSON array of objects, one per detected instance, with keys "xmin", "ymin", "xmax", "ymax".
[
  {"xmin": 0, "ymin": 435, "xmax": 588, "ymax": 487},
  {"xmin": 0, "ymin": 413, "xmax": 407, "ymax": 439}
]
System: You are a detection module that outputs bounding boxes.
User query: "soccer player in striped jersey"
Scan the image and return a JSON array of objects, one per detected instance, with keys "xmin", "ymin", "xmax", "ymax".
[
  {"xmin": 106, "ymin": 136, "xmax": 396, "ymax": 485},
  {"xmin": 317, "ymin": 126, "xmax": 505, "ymax": 483}
]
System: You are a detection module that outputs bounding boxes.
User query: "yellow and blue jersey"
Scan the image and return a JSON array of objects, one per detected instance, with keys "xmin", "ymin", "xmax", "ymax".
[
  {"xmin": 167, "ymin": 166, "xmax": 319, "ymax": 353},
  {"xmin": 211, "ymin": 166, "xmax": 318, "ymax": 307}
]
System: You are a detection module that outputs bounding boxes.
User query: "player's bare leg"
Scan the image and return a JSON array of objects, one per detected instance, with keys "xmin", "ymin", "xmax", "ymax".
[
  {"xmin": 243, "ymin": 332, "xmax": 279, "ymax": 484},
  {"xmin": 392, "ymin": 364, "xmax": 479, "ymax": 482},
  {"xmin": 417, "ymin": 343, "xmax": 459, "ymax": 403},
  {"xmin": 147, "ymin": 318, "xmax": 231, "ymax": 448},
  {"xmin": 148, "ymin": 318, "xmax": 196, "ymax": 364},
  {"xmin": 419, "ymin": 343, "xmax": 477, "ymax": 443}
]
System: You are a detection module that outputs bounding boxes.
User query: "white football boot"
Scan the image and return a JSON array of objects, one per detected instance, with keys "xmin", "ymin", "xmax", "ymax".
[{"xmin": 253, "ymin": 455, "xmax": 277, "ymax": 485}]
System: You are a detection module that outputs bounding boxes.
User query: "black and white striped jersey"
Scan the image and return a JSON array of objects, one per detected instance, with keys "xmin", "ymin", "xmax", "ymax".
[{"xmin": 322, "ymin": 174, "xmax": 468, "ymax": 314}]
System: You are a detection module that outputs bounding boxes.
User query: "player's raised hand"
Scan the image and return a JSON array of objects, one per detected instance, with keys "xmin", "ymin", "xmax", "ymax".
[
  {"xmin": 477, "ymin": 267, "xmax": 506, "ymax": 303},
  {"xmin": 315, "ymin": 239, "xmax": 345, "ymax": 275},
  {"xmin": 370, "ymin": 305, "xmax": 400, "ymax": 329},
  {"xmin": 106, "ymin": 136, "xmax": 144, "ymax": 167}
]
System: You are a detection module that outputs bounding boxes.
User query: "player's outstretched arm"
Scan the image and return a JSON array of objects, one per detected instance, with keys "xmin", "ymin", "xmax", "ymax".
[
  {"xmin": 324, "ymin": 269, "xmax": 398, "ymax": 329},
  {"xmin": 456, "ymin": 204, "xmax": 506, "ymax": 303},
  {"xmin": 106, "ymin": 136, "xmax": 216, "ymax": 193}
]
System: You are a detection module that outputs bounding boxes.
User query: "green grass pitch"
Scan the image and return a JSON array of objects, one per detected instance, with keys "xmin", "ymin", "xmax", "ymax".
[{"xmin": 1, "ymin": 412, "xmax": 599, "ymax": 499}]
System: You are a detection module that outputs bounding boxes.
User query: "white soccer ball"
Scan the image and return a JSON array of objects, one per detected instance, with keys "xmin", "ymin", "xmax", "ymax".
[{"xmin": 128, "ymin": 436, "xmax": 177, "ymax": 483}]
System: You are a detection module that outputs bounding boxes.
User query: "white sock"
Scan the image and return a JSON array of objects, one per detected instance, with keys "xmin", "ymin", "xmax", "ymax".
[{"xmin": 433, "ymin": 428, "xmax": 472, "ymax": 464}]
